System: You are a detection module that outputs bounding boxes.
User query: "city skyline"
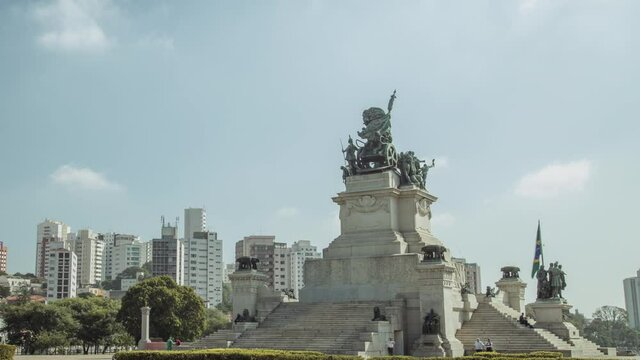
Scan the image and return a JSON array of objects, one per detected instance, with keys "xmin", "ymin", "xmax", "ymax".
[{"xmin": 1, "ymin": 0, "xmax": 639, "ymax": 316}]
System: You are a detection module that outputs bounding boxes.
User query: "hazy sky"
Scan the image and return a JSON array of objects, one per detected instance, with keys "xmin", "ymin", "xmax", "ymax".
[{"xmin": 1, "ymin": 0, "xmax": 638, "ymax": 316}]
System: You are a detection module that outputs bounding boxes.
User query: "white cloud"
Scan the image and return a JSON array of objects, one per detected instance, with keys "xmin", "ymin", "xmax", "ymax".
[
  {"xmin": 275, "ymin": 207, "xmax": 299, "ymax": 218},
  {"xmin": 33, "ymin": 0, "xmax": 113, "ymax": 52},
  {"xmin": 50, "ymin": 164, "xmax": 123, "ymax": 191},
  {"xmin": 515, "ymin": 160, "xmax": 591, "ymax": 199},
  {"xmin": 431, "ymin": 212, "xmax": 455, "ymax": 229}
]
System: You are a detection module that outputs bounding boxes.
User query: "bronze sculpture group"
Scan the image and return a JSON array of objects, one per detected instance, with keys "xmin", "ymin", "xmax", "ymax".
[
  {"xmin": 536, "ymin": 262, "xmax": 567, "ymax": 300},
  {"xmin": 341, "ymin": 91, "xmax": 435, "ymax": 190},
  {"xmin": 236, "ymin": 256, "xmax": 260, "ymax": 271}
]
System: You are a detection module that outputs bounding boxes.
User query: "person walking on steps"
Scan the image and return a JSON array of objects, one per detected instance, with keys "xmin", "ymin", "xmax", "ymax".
[
  {"xmin": 474, "ymin": 338, "xmax": 485, "ymax": 353},
  {"xmin": 485, "ymin": 338, "xmax": 494, "ymax": 352},
  {"xmin": 387, "ymin": 338, "xmax": 395, "ymax": 355}
]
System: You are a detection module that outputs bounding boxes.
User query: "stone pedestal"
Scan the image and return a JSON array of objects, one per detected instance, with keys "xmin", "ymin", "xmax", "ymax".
[
  {"xmin": 415, "ymin": 260, "xmax": 464, "ymax": 357},
  {"xmin": 324, "ymin": 171, "xmax": 443, "ymax": 259},
  {"xmin": 412, "ymin": 334, "xmax": 446, "ymax": 357},
  {"xmin": 229, "ymin": 269, "xmax": 269, "ymax": 320},
  {"xmin": 495, "ymin": 277, "xmax": 526, "ymax": 312},
  {"xmin": 137, "ymin": 306, "xmax": 150, "ymax": 350},
  {"xmin": 529, "ymin": 300, "xmax": 579, "ymax": 340}
]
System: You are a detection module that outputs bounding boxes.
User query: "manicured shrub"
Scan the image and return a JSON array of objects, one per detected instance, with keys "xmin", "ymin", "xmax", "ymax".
[
  {"xmin": 113, "ymin": 348, "xmax": 360, "ymax": 360},
  {"xmin": 0, "ymin": 345, "xmax": 15, "ymax": 360}
]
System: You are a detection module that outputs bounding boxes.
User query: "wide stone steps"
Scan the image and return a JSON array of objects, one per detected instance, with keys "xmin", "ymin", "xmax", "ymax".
[
  {"xmin": 229, "ymin": 301, "xmax": 390, "ymax": 354},
  {"xmin": 457, "ymin": 300, "xmax": 608, "ymax": 357},
  {"xmin": 457, "ymin": 302, "xmax": 570, "ymax": 353}
]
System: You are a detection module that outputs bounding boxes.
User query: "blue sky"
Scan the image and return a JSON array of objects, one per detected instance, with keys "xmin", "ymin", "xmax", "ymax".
[{"xmin": 1, "ymin": 0, "xmax": 639, "ymax": 316}]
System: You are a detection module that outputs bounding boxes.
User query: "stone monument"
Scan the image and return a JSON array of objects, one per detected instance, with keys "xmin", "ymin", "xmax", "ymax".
[
  {"xmin": 137, "ymin": 306, "xmax": 151, "ymax": 350},
  {"xmin": 300, "ymin": 92, "xmax": 470, "ymax": 356},
  {"xmin": 529, "ymin": 261, "xmax": 579, "ymax": 341}
]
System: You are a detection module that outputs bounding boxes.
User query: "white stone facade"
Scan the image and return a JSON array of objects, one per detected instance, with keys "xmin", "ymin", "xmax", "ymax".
[
  {"xmin": 46, "ymin": 248, "xmax": 77, "ymax": 302},
  {"xmin": 286, "ymin": 240, "xmax": 321, "ymax": 298},
  {"xmin": 71, "ymin": 229, "xmax": 104, "ymax": 287},
  {"xmin": 184, "ymin": 231, "xmax": 223, "ymax": 307},
  {"xmin": 36, "ymin": 219, "xmax": 70, "ymax": 278}
]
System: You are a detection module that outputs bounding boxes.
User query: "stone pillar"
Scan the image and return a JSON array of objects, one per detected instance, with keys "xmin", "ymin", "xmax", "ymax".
[
  {"xmin": 229, "ymin": 269, "xmax": 269, "ymax": 321},
  {"xmin": 529, "ymin": 300, "xmax": 580, "ymax": 341},
  {"xmin": 495, "ymin": 277, "xmax": 526, "ymax": 312},
  {"xmin": 137, "ymin": 306, "xmax": 150, "ymax": 350},
  {"xmin": 414, "ymin": 260, "xmax": 464, "ymax": 357}
]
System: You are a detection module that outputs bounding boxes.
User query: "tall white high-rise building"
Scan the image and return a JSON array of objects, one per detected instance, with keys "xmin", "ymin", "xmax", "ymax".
[
  {"xmin": 184, "ymin": 208, "xmax": 206, "ymax": 239},
  {"xmin": 624, "ymin": 270, "xmax": 640, "ymax": 330},
  {"xmin": 285, "ymin": 240, "xmax": 321, "ymax": 298},
  {"xmin": 101, "ymin": 233, "xmax": 150, "ymax": 280},
  {"xmin": 70, "ymin": 229, "xmax": 104, "ymax": 287},
  {"xmin": 152, "ymin": 220, "xmax": 184, "ymax": 285},
  {"xmin": 36, "ymin": 219, "xmax": 70, "ymax": 278},
  {"xmin": 183, "ymin": 208, "xmax": 223, "ymax": 307},
  {"xmin": 45, "ymin": 244, "xmax": 77, "ymax": 302}
]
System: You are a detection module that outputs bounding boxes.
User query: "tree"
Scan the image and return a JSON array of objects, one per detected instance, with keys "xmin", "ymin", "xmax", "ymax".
[
  {"xmin": 584, "ymin": 306, "xmax": 640, "ymax": 350},
  {"xmin": 141, "ymin": 261, "xmax": 152, "ymax": 274},
  {"xmin": 216, "ymin": 282, "xmax": 232, "ymax": 313},
  {"xmin": 54, "ymin": 297, "xmax": 121, "ymax": 354},
  {"xmin": 31, "ymin": 331, "xmax": 69, "ymax": 355},
  {"xmin": 116, "ymin": 266, "xmax": 149, "ymax": 280},
  {"xmin": 203, "ymin": 308, "xmax": 231, "ymax": 336},
  {"xmin": 0, "ymin": 285, "xmax": 10, "ymax": 298},
  {"xmin": 117, "ymin": 276, "xmax": 205, "ymax": 342},
  {"xmin": 565, "ymin": 309, "xmax": 588, "ymax": 333},
  {"xmin": 0, "ymin": 302, "xmax": 77, "ymax": 354}
]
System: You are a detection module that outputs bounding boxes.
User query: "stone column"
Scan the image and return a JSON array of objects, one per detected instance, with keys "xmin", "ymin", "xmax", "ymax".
[
  {"xmin": 495, "ymin": 277, "xmax": 527, "ymax": 312},
  {"xmin": 414, "ymin": 260, "xmax": 464, "ymax": 357},
  {"xmin": 137, "ymin": 306, "xmax": 150, "ymax": 350},
  {"xmin": 229, "ymin": 269, "xmax": 269, "ymax": 321}
]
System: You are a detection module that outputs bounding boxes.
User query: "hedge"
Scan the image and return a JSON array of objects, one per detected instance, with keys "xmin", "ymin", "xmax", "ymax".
[
  {"xmin": 113, "ymin": 349, "xmax": 361, "ymax": 360},
  {"xmin": 114, "ymin": 349, "xmax": 573, "ymax": 360},
  {"xmin": 0, "ymin": 345, "xmax": 15, "ymax": 360}
]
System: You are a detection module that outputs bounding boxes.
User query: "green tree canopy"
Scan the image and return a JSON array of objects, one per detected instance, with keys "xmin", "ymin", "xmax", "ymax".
[
  {"xmin": 203, "ymin": 307, "xmax": 231, "ymax": 336},
  {"xmin": 117, "ymin": 276, "xmax": 205, "ymax": 342},
  {"xmin": 54, "ymin": 297, "xmax": 122, "ymax": 354},
  {"xmin": 584, "ymin": 306, "xmax": 640, "ymax": 350},
  {"xmin": 0, "ymin": 301, "xmax": 76, "ymax": 354},
  {"xmin": 216, "ymin": 282, "xmax": 232, "ymax": 313}
]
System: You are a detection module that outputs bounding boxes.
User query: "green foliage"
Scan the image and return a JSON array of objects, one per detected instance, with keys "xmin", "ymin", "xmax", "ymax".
[
  {"xmin": 0, "ymin": 301, "xmax": 76, "ymax": 353},
  {"xmin": 31, "ymin": 330, "xmax": 69, "ymax": 354},
  {"xmin": 0, "ymin": 344, "xmax": 16, "ymax": 360},
  {"xmin": 141, "ymin": 261, "xmax": 153, "ymax": 274},
  {"xmin": 215, "ymin": 283, "xmax": 232, "ymax": 313},
  {"xmin": 113, "ymin": 349, "xmax": 358, "ymax": 360},
  {"xmin": 117, "ymin": 276, "xmax": 206, "ymax": 342},
  {"xmin": 0, "ymin": 285, "xmax": 10, "ymax": 298},
  {"xmin": 564, "ymin": 309, "xmax": 587, "ymax": 333},
  {"xmin": 203, "ymin": 308, "xmax": 231, "ymax": 336},
  {"xmin": 54, "ymin": 296, "xmax": 122, "ymax": 354},
  {"xmin": 117, "ymin": 266, "xmax": 149, "ymax": 280},
  {"xmin": 583, "ymin": 305, "xmax": 640, "ymax": 350}
]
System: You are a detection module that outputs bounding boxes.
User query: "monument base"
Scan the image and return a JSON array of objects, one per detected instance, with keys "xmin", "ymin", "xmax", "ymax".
[
  {"xmin": 529, "ymin": 299, "xmax": 579, "ymax": 340},
  {"xmin": 411, "ymin": 334, "xmax": 446, "ymax": 357}
]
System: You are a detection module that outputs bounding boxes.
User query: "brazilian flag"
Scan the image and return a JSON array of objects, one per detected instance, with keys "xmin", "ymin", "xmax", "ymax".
[{"xmin": 531, "ymin": 221, "xmax": 543, "ymax": 278}]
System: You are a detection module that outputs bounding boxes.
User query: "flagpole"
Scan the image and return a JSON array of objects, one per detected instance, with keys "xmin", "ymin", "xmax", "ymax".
[{"xmin": 539, "ymin": 220, "xmax": 544, "ymax": 268}]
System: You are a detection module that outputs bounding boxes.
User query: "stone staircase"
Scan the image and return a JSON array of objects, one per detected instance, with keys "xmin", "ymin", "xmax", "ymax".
[
  {"xmin": 229, "ymin": 301, "xmax": 391, "ymax": 355},
  {"xmin": 456, "ymin": 297, "xmax": 606, "ymax": 357},
  {"xmin": 182, "ymin": 329, "xmax": 242, "ymax": 350}
]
